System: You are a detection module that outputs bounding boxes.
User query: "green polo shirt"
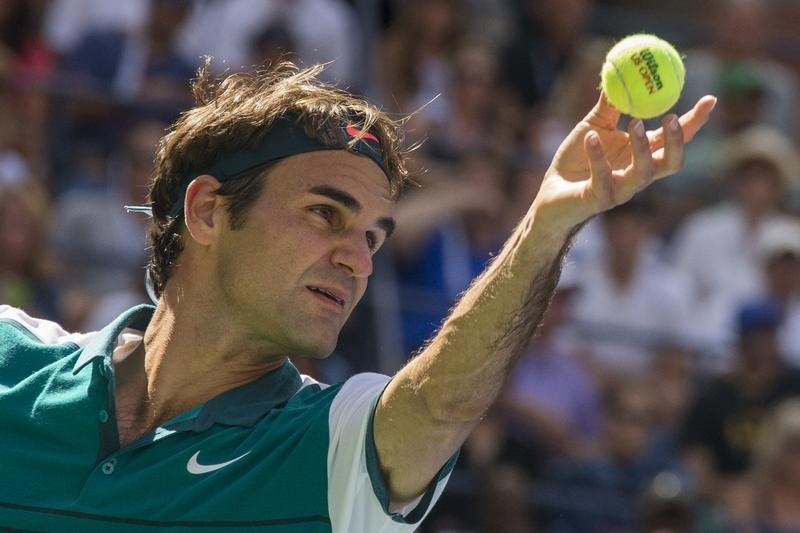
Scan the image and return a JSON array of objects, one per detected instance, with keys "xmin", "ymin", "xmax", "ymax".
[{"xmin": 0, "ymin": 304, "xmax": 457, "ymax": 532}]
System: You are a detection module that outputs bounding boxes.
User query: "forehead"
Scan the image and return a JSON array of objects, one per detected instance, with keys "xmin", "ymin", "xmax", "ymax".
[
  {"xmin": 264, "ymin": 150, "xmax": 393, "ymax": 204},
  {"xmin": 734, "ymin": 159, "xmax": 781, "ymax": 179}
]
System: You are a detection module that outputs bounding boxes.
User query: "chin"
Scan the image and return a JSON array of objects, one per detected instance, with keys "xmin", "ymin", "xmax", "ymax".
[{"xmin": 292, "ymin": 333, "xmax": 338, "ymax": 360}]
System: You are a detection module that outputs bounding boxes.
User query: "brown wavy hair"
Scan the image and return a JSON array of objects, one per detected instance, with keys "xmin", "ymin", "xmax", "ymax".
[{"xmin": 146, "ymin": 61, "xmax": 411, "ymax": 297}]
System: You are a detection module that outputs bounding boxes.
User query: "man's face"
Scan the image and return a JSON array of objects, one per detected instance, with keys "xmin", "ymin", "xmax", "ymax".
[
  {"xmin": 739, "ymin": 328, "xmax": 779, "ymax": 370},
  {"xmin": 603, "ymin": 211, "xmax": 648, "ymax": 258},
  {"xmin": 606, "ymin": 389, "xmax": 653, "ymax": 462},
  {"xmin": 212, "ymin": 150, "xmax": 394, "ymax": 359},
  {"xmin": 732, "ymin": 160, "xmax": 782, "ymax": 213}
]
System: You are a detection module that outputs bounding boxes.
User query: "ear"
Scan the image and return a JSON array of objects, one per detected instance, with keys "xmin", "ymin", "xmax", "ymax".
[{"xmin": 184, "ymin": 175, "xmax": 224, "ymax": 246}]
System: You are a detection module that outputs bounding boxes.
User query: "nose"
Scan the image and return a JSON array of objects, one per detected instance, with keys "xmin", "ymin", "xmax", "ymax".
[{"xmin": 331, "ymin": 232, "xmax": 373, "ymax": 278}]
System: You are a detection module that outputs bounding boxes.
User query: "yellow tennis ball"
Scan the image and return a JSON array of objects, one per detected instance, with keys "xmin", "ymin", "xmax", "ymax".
[{"xmin": 601, "ymin": 34, "xmax": 686, "ymax": 119}]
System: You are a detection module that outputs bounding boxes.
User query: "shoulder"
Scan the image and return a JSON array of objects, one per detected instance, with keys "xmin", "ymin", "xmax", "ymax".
[
  {"xmin": 75, "ymin": 29, "xmax": 125, "ymax": 50},
  {"xmin": 336, "ymin": 373, "xmax": 392, "ymax": 394},
  {"xmin": 329, "ymin": 373, "xmax": 392, "ymax": 418},
  {"xmin": 689, "ymin": 375, "xmax": 737, "ymax": 408},
  {"xmin": 281, "ymin": 372, "xmax": 391, "ymax": 422},
  {"xmin": 776, "ymin": 368, "xmax": 800, "ymax": 393},
  {"xmin": 678, "ymin": 204, "xmax": 738, "ymax": 238},
  {"xmin": 640, "ymin": 260, "xmax": 692, "ymax": 298}
]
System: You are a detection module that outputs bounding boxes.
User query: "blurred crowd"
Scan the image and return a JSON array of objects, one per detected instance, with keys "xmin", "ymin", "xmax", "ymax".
[{"xmin": 5, "ymin": 0, "xmax": 800, "ymax": 531}]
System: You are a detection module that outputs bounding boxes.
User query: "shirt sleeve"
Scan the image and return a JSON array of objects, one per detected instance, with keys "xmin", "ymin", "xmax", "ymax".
[
  {"xmin": 326, "ymin": 373, "xmax": 458, "ymax": 533},
  {"xmin": 0, "ymin": 304, "xmax": 92, "ymax": 346}
]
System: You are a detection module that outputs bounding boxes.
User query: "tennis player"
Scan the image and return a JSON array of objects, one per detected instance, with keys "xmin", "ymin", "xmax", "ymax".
[{"xmin": 0, "ymin": 62, "xmax": 715, "ymax": 531}]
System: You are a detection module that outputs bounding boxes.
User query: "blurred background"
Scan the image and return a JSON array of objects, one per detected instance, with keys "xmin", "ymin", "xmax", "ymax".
[{"xmin": 4, "ymin": 0, "xmax": 800, "ymax": 530}]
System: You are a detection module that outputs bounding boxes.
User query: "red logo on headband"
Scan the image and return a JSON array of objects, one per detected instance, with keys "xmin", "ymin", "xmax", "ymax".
[{"xmin": 345, "ymin": 124, "xmax": 379, "ymax": 144}]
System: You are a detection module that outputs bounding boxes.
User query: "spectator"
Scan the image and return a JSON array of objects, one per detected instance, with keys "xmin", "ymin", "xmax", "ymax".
[
  {"xmin": 390, "ymin": 150, "xmax": 515, "ymax": 355},
  {"xmin": 535, "ymin": 37, "xmax": 613, "ymax": 162},
  {"xmin": 648, "ymin": 345, "xmax": 697, "ymax": 446},
  {"xmin": 679, "ymin": 64, "xmax": 770, "ymax": 190},
  {"xmin": 755, "ymin": 220, "xmax": 800, "ymax": 367},
  {"xmin": 570, "ymin": 199, "xmax": 695, "ymax": 377},
  {"xmin": 639, "ymin": 471, "xmax": 696, "ymax": 533},
  {"xmin": 0, "ymin": 0, "xmax": 54, "ymax": 81},
  {"xmin": 681, "ymin": 301, "xmax": 800, "ymax": 504},
  {"xmin": 419, "ymin": 408, "xmax": 538, "ymax": 532},
  {"xmin": 749, "ymin": 399, "xmax": 800, "ymax": 529},
  {"xmin": 425, "ymin": 43, "xmax": 501, "ymax": 162},
  {"xmin": 250, "ymin": 25, "xmax": 297, "ymax": 71},
  {"xmin": 461, "ymin": 0, "xmax": 515, "ymax": 51},
  {"xmin": 0, "ymin": 90, "xmax": 42, "ymax": 181},
  {"xmin": 378, "ymin": 0, "xmax": 463, "ymax": 122},
  {"xmin": 177, "ymin": 0, "xmax": 360, "ymax": 87},
  {"xmin": 49, "ymin": 118, "xmax": 162, "ymax": 328},
  {"xmin": 501, "ymin": 0, "xmax": 594, "ymax": 110},
  {"xmin": 62, "ymin": 0, "xmax": 195, "ymax": 106},
  {"xmin": 502, "ymin": 273, "xmax": 602, "ymax": 465},
  {"xmin": 0, "ymin": 1, "xmax": 53, "ymax": 180},
  {"xmin": 678, "ymin": 0, "xmax": 798, "ymax": 138},
  {"xmin": 537, "ymin": 379, "xmax": 680, "ymax": 531},
  {"xmin": 50, "ymin": 0, "xmax": 194, "ymax": 179},
  {"xmin": 0, "ymin": 178, "xmax": 59, "ymax": 320},
  {"xmin": 717, "ymin": 399, "xmax": 800, "ymax": 531},
  {"xmin": 671, "ymin": 126, "xmax": 800, "ymax": 361},
  {"xmin": 43, "ymin": 0, "xmax": 149, "ymax": 57},
  {"xmin": 475, "ymin": 463, "xmax": 536, "ymax": 533},
  {"xmin": 713, "ymin": 65, "xmax": 769, "ymax": 136}
]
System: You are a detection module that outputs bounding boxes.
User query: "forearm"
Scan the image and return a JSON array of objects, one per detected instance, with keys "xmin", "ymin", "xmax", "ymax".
[
  {"xmin": 409, "ymin": 202, "xmax": 581, "ymax": 421},
  {"xmin": 375, "ymin": 203, "xmax": 580, "ymax": 502}
]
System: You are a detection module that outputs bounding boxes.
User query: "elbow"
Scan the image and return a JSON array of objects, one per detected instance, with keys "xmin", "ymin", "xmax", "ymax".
[{"xmin": 421, "ymin": 387, "xmax": 493, "ymax": 425}]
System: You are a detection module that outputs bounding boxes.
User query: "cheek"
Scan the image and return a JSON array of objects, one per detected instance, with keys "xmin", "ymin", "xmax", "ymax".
[
  {"xmin": 352, "ymin": 279, "xmax": 369, "ymax": 304},
  {"xmin": 217, "ymin": 222, "xmax": 288, "ymax": 289},
  {"xmin": 228, "ymin": 216, "xmax": 330, "ymax": 285}
]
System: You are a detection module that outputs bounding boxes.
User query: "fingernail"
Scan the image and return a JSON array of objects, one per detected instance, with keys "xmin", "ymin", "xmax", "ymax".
[
  {"xmin": 588, "ymin": 132, "xmax": 599, "ymax": 146},
  {"xmin": 669, "ymin": 116, "xmax": 679, "ymax": 131},
  {"xmin": 634, "ymin": 120, "xmax": 645, "ymax": 137},
  {"xmin": 710, "ymin": 96, "xmax": 718, "ymax": 110}
]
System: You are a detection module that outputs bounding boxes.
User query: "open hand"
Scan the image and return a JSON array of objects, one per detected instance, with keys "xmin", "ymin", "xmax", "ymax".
[{"xmin": 534, "ymin": 93, "xmax": 717, "ymax": 228}]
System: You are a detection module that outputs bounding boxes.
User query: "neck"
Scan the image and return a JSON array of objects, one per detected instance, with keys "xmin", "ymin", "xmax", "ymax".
[
  {"xmin": 114, "ymin": 286, "xmax": 288, "ymax": 438},
  {"xmin": 767, "ymin": 482, "xmax": 800, "ymax": 522},
  {"xmin": 737, "ymin": 359, "xmax": 778, "ymax": 395},
  {"xmin": 609, "ymin": 253, "xmax": 636, "ymax": 287},
  {"xmin": 742, "ymin": 203, "xmax": 771, "ymax": 227}
]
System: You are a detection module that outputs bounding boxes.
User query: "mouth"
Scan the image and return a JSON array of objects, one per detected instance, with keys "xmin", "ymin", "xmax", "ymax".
[{"xmin": 307, "ymin": 286, "xmax": 346, "ymax": 308}]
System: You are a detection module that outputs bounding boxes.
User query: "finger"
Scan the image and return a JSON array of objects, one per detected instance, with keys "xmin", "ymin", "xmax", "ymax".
[
  {"xmin": 654, "ymin": 114, "xmax": 685, "ymax": 179},
  {"xmin": 627, "ymin": 118, "xmax": 655, "ymax": 188},
  {"xmin": 583, "ymin": 91, "xmax": 621, "ymax": 129},
  {"xmin": 584, "ymin": 130, "xmax": 613, "ymax": 206},
  {"xmin": 647, "ymin": 95, "xmax": 717, "ymax": 150},
  {"xmin": 680, "ymin": 95, "xmax": 717, "ymax": 142}
]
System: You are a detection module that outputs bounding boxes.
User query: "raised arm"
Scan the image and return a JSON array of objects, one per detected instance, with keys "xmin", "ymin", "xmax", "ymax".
[{"xmin": 373, "ymin": 93, "xmax": 717, "ymax": 504}]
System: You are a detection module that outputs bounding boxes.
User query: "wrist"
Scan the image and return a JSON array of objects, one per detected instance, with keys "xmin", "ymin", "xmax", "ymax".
[{"xmin": 528, "ymin": 197, "xmax": 586, "ymax": 244}]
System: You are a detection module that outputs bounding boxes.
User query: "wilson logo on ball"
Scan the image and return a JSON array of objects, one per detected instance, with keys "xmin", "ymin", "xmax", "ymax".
[{"xmin": 630, "ymin": 49, "xmax": 663, "ymax": 94}]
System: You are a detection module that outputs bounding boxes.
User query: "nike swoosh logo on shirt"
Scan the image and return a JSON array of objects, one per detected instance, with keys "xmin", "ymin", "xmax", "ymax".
[{"xmin": 186, "ymin": 450, "xmax": 251, "ymax": 475}]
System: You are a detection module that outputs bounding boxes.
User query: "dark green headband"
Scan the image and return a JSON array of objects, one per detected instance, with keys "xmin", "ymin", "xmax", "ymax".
[
  {"xmin": 166, "ymin": 116, "xmax": 386, "ymax": 217},
  {"xmin": 126, "ymin": 116, "xmax": 387, "ymax": 218}
]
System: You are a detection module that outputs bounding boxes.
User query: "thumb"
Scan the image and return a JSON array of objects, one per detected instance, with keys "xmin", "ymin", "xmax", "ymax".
[{"xmin": 584, "ymin": 92, "xmax": 622, "ymax": 128}]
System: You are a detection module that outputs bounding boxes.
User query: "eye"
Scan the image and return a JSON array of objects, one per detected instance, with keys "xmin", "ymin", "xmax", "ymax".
[
  {"xmin": 366, "ymin": 232, "xmax": 384, "ymax": 254},
  {"xmin": 310, "ymin": 205, "xmax": 336, "ymax": 223}
]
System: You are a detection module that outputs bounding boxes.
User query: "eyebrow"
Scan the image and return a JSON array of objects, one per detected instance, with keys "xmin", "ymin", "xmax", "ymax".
[{"xmin": 308, "ymin": 185, "xmax": 396, "ymax": 238}]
